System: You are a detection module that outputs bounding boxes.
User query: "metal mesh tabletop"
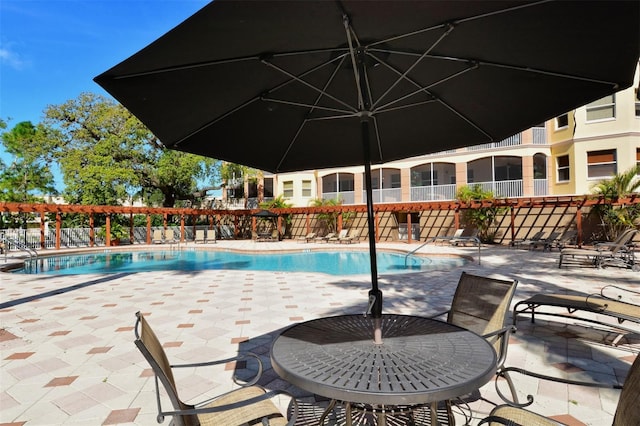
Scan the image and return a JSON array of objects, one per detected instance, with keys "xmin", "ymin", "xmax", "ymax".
[{"xmin": 271, "ymin": 314, "xmax": 497, "ymax": 405}]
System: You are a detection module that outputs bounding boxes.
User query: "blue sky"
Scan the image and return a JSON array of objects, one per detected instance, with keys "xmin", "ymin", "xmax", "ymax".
[{"xmin": 1, "ymin": 0, "xmax": 210, "ymax": 190}]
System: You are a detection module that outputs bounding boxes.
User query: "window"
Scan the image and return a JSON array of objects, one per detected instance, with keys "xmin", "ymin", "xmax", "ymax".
[
  {"xmin": 636, "ymin": 149, "xmax": 640, "ymax": 174},
  {"xmin": 302, "ymin": 180, "xmax": 312, "ymax": 197},
  {"xmin": 555, "ymin": 114, "xmax": 568, "ymax": 129},
  {"xmin": 263, "ymin": 177, "xmax": 274, "ymax": 198},
  {"xmin": 586, "ymin": 94, "xmax": 615, "ymax": 121},
  {"xmin": 557, "ymin": 155, "xmax": 570, "ymax": 182},
  {"xmin": 636, "ymin": 87, "xmax": 640, "ymax": 117},
  {"xmin": 283, "ymin": 181, "xmax": 293, "ymax": 198},
  {"xmin": 587, "ymin": 149, "xmax": 616, "ymax": 178}
]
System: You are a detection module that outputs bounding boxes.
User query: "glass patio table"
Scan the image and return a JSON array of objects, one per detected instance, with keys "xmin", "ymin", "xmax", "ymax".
[{"xmin": 270, "ymin": 314, "xmax": 497, "ymax": 426}]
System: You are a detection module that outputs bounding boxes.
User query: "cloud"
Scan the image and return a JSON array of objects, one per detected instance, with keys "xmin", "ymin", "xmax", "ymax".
[{"xmin": 0, "ymin": 44, "xmax": 27, "ymax": 70}]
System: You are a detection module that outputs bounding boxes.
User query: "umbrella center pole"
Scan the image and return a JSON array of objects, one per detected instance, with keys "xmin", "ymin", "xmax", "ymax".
[{"xmin": 361, "ymin": 117, "xmax": 383, "ymax": 322}]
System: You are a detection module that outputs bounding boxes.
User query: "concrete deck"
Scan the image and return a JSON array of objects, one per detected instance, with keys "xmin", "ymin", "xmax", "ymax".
[{"xmin": 1, "ymin": 240, "xmax": 638, "ymax": 425}]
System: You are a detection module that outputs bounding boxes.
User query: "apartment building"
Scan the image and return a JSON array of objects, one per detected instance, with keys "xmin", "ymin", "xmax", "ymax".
[{"xmin": 233, "ymin": 64, "xmax": 640, "ymax": 208}]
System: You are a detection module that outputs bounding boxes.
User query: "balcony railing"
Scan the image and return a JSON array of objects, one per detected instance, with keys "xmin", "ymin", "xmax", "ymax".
[
  {"xmin": 466, "ymin": 134, "xmax": 522, "ymax": 151},
  {"xmin": 410, "ymin": 184, "xmax": 457, "ymax": 201},
  {"xmin": 322, "ymin": 191, "xmax": 355, "ymax": 205},
  {"xmin": 532, "ymin": 127, "xmax": 547, "ymax": 144},
  {"xmin": 533, "ymin": 179, "xmax": 548, "ymax": 196},
  {"xmin": 472, "ymin": 180, "xmax": 523, "ymax": 198},
  {"xmin": 363, "ymin": 188, "xmax": 402, "ymax": 203}
]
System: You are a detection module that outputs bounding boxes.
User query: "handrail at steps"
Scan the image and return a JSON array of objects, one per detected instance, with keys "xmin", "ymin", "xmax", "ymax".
[
  {"xmin": 1, "ymin": 236, "xmax": 38, "ymax": 263},
  {"xmin": 405, "ymin": 237, "xmax": 481, "ymax": 265}
]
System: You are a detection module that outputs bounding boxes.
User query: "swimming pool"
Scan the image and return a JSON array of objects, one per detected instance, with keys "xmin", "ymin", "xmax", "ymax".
[{"xmin": 15, "ymin": 250, "xmax": 468, "ymax": 275}]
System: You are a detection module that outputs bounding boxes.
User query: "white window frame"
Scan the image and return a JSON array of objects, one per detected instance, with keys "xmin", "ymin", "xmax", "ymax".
[
  {"xmin": 283, "ymin": 180, "xmax": 294, "ymax": 198},
  {"xmin": 587, "ymin": 149, "xmax": 617, "ymax": 179},
  {"xmin": 301, "ymin": 180, "xmax": 312, "ymax": 197},
  {"xmin": 556, "ymin": 155, "xmax": 570, "ymax": 182},
  {"xmin": 586, "ymin": 94, "xmax": 616, "ymax": 122}
]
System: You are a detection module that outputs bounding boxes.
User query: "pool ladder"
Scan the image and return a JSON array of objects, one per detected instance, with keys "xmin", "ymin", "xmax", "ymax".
[{"xmin": 1, "ymin": 236, "xmax": 39, "ymax": 271}]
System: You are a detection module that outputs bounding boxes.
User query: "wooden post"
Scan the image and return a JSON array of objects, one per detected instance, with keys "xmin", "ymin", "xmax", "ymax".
[
  {"xmin": 180, "ymin": 214, "xmax": 185, "ymax": 242},
  {"xmin": 146, "ymin": 214, "xmax": 151, "ymax": 244},
  {"xmin": 106, "ymin": 215, "xmax": 111, "ymax": 246},
  {"xmin": 407, "ymin": 212, "xmax": 412, "ymax": 244},
  {"xmin": 56, "ymin": 213, "xmax": 61, "ymax": 250},
  {"xmin": 39, "ymin": 212, "xmax": 45, "ymax": 249},
  {"xmin": 89, "ymin": 214, "xmax": 95, "ymax": 247}
]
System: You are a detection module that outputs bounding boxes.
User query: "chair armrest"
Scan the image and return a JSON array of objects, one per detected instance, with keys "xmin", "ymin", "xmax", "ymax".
[
  {"xmin": 600, "ymin": 284, "xmax": 640, "ymax": 304},
  {"xmin": 158, "ymin": 388, "xmax": 299, "ymax": 426},
  {"xmin": 426, "ymin": 310, "xmax": 449, "ymax": 320},
  {"xmin": 494, "ymin": 366, "xmax": 622, "ymax": 408},
  {"xmin": 172, "ymin": 352, "xmax": 264, "ymax": 387},
  {"xmin": 483, "ymin": 325, "xmax": 516, "ymax": 369},
  {"xmin": 477, "ymin": 415, "xmax": 519, "ymax": 425}
]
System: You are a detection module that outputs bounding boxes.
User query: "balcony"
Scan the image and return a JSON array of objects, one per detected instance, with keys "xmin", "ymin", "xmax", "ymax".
[
  {"xmin": 410, "ymin": 184, "xmax": 457, "ymax": 201},
  {"xmin": 322, "ymin": 191, "xmax": 355, "ymax": 205},
  {"xmin": 363, "ymin": 188, "xmax": 402, "ymax": 203},
  {"xmin": 473, "ymin": 180, "xmax": 523, "ymax": 198}
]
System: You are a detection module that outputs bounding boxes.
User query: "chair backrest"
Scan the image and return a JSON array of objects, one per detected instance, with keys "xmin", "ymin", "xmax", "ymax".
[
  {"xmin": 461, "ymin": 227, "xmax": 477, "ymax": 237},
  {"xmin": 349, "ymin": 229, "xmax": 360, "ymax": 239},
  {"xmin": 613, "ymin": 354, "xmax": 640, "ymax": 426},
  {"xmin": 452, "ymin": 229, "xmax": 464, "ymax": 238},
  {"xmin": 165, "ymin": 229, "xmax": 175, "ymax": 241},
  {"xmin": 447, "ymin": 272, "xmax": 518, "ymax": 352},
  {"xmin": 134, "ymin": 312, "xmax": 197, "ymax": 426},
  {"xmin": 153, "ymin": 229, "xmax": 163, "ymax": 240},
  {"xmin": 195, "ymin": 229, "xmax": 205, "ymax": 239},
  {"xmin": 338, "ymin": 229, "xmax": 348, "ymax": 238}
]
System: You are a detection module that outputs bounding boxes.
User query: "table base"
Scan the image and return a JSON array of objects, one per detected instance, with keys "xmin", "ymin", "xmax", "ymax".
[{"xmin": 294, "ymin": 399, "xmax": 455, "ymax": 426}]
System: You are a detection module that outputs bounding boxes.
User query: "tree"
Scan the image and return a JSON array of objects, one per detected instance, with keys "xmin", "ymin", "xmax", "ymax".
[
  {"xmin": 308, "ymin": 197, "xmax": 353, "ymax": 233},
  {"xmin": 31, "ymin": 92, "xmax": 219, "ymax": 207},
  {"xmin": 590, "ymin": 165, "xmax": 640, "ymax": 241},
  {"xmin": 0, "ymin": 121, "xmax": 57, "ymax": 203},
  {"xmin": 456, "ymin": 184, "xmax": 507, "ymax": 243}
]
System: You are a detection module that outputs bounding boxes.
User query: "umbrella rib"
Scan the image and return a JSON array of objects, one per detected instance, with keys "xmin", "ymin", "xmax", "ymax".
[
  {"xmin": 260, "ymin": 96, "xmax": 354, "ymax": 116},
  {"xmin": 371, "ymin": 23, "xmax": 455, "ymax": 110},
  {"xmin": 371, "ymin": 58, "xmax": 476, "ymax": 113},
  {"xmin": 262, "ymin": 59, "xmax": 358, "ymax": 113}
]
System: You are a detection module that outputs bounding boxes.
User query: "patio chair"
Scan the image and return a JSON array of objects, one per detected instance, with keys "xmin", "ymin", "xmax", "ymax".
[
  {"xmin": 329, "ymin": 229, "xmax": 348, "ymax": 243},
  {"xmin": 296, "ymin": 232, "xmax": 316, "ymax": 243},
  {"xmin": 510, "ymin": 231, "xmax": 546, "ymax": 250},
  {"xmin": 528, "ymin": 231, "xmax": 561, "ymax": 251},
  {"xmin": 133, "ymin": 312, "xmax": 297, "ymax": 426},
  {"xmin": 558, "ymin": 229, "xmax": 637, "ymax": 269},
  {"xmin": 315, "ymin": 232, "xmax": 335, "ymax": 243},
  {"xmin": 152, "ymin": 229, "xmax": 164, "ymax": 244},
  {"xmin": 429, "ymin": 272, "xmax": 519, "ymax": 415},
  {"xmin": 194, "ymin": 229, "xmax": 205, "ymax": 243},
  {"xmin": 547, "ymin": 229, "xmax": 577, "ymax": 251},
  {"xmin": 339, "ymin": 229, "xmax": 360, "ymax": 244},
  {"xmin": 449, "ymin": 228, "xmax": 479, "ymax": 246},
  {"xmin": 479, "ymin": 352, "xmax": 640, "ymax": 426},
  {"xmin": 164, "ymin": 229, "xmax": 178, "ymax": 244}
]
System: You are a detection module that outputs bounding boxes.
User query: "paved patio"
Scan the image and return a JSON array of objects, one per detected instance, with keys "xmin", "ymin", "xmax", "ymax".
[{"xmin": 1, "ymin": 240, "xmax": 638, "ymax": 425}]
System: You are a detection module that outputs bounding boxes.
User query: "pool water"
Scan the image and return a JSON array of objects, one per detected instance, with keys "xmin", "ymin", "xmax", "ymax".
[{"xmin": 16, "ymin": 250, "xmax": 467, "ymax": 275}]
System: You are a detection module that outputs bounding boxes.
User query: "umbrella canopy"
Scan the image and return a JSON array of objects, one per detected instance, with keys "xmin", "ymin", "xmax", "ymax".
[
  {"xmin": 95, "ymin": 0, "xmax": 639, "ymax": 327},
  {"xmin": 252, "ymin": 209, "xmax": 279, "ymax": 218}
]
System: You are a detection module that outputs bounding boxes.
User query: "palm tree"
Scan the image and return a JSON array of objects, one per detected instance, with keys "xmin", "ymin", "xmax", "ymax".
[{"xmin": 591, "ymin": 165, "xmax": 640, "ymax": 241}]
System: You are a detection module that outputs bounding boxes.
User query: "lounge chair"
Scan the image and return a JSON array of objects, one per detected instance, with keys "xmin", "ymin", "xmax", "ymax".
[
  {"xmin": 339, "ymin": 229, "xmax": 360, "ymax": 244},
  {"xmin": 479, "ymin": 350, "xmax": 640, "ymax": 426},
  {"xmin": 429, "ymin": 272, "xmax": 519, "ymax": 415},
  {"xmin": 315, "ymin": 232, "xmax": 335, "ymax": 243},
  {"xmin": 152, "ymin": 229, "xmax": 164, "ymax": 244},
  {"xmin": 133, "ymin": 312, "xmax": 297, "ymax": 426},
  {"xmin": 449, "ymin": 228, "xmax": 479, "ymax": 246},
  {"xmin": 558, "ymin": 229, "xmax": 637, "ymax": 269},
  {"xmin": 547, "ymin": 229, "xmax": 577, "ymax": 251},
  {"xmin": 329, "ymin": 229, "xmax": 348, "ymax": 243},
  {"xmin": 164, "ymin": 229, "xmax": 178, "ymax": 244},
  {"xmin": 194, "ymin": 229, "xmax": 205, "ymax": 243},
  {"xmin": 510, "ymin": 230, "xmax": 545, "ymax": 249},
  {"xmin": 296, "ymin": 232, "xmax": 317, "ymax": 243},
  {"xmin": 513, "ymin": 284, "xmax": 640, "ymax": 345},
  {"xmin": 430, "ymin": 228, "xmax": 464, "ymax": 245},
  {"xmin": 528, "ymin": 231, "xmax": 561, "ymax": 251}
]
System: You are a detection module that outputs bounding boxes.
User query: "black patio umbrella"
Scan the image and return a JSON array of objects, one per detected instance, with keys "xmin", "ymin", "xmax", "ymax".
[
  {"xmin": 95, "ymin": 1, "xmax": 639, "ymax": 338},
  {"xmin": 252, "ymin": 209, "xmax": 279, "ymax": 219}
]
